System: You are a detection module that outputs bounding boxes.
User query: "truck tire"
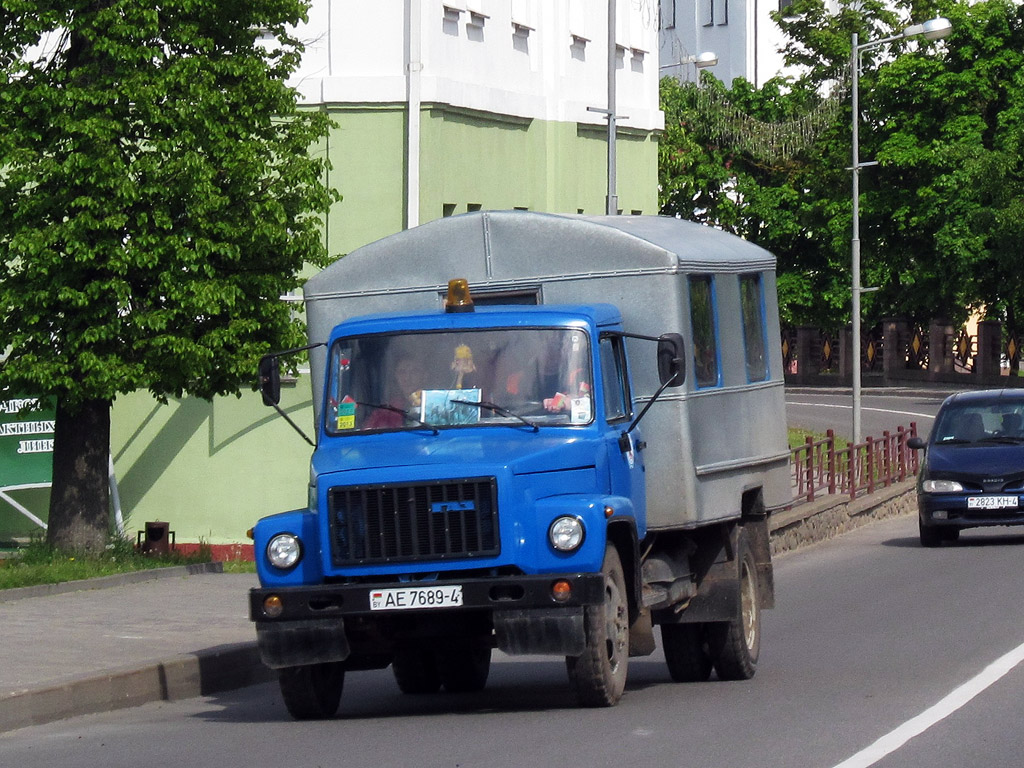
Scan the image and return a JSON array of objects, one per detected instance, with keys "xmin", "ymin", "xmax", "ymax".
[
  {"xmin": 707, "ymin": 534, "xmax": 760, "ymax": 681},
  {"xmin": 660, "ymin": 623, "xmax": 713, "ymax": 682},
  {"xmin": 566, "ymin": 544, "xmax": 629, "ymax": 707},
  {"xmin": 392, "ymin": 647, "xmax": 442, "ymax": 694},
  {"xmin": 278, "ymin": 662, "xmax": 345, "ymax": 720},
  {"xmin": 436, "ymin": 639, "xmax": 492, "ymax": 692}
]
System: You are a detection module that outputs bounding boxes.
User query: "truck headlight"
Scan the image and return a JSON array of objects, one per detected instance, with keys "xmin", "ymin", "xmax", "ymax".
[
  {"xmin": 549, "ymin": 516, "xmax": 585, "ymax": 552},
  {"xmin": 267, "ymin": 533, "xmax": 302, "ymax": 569},
  {"xmin": 922, "ymin": 479, "xmax": 964, "ymax": 493}
]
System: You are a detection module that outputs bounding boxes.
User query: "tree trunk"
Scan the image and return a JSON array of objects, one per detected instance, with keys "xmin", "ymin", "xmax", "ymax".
[{"xmin": 46, "ymin": 397, "xmax": 112, "ymax": 552}]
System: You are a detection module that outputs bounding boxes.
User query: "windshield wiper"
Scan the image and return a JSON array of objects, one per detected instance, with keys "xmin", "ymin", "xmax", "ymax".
[
  {"xmin": 353, "ymin": 401, "xmax": 439, "ymax": 435},
  {"xmin": 449, "ymin": 399, "xmax": 540, "ymax": 432},
  {"xmin": 978, "ymin": 435, "xmax": 1024, "ymax": 444}
]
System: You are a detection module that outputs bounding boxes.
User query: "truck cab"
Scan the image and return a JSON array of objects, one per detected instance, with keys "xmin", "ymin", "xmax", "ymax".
[{"xmin": 250, "ymin": 212, "xmax": 789, "ymax": 718}]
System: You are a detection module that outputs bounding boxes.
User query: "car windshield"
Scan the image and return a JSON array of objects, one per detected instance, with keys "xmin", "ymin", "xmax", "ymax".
[
  {"xmin": 932, "ymin": 401, "xmax": 1024, "ymax": 444},
  {"xmin": 324, "ymin": 327, "xmax": 593, "ymax": 435}
]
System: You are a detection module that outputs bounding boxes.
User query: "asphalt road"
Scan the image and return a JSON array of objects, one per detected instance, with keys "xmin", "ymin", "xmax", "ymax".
[
  {"xmin": 786, "ymin": 387, "xmax": 952, "ymax": 441},
  {"xmin": 4, "ymin": 514, "xmax": 1024, "ymax": 768}
]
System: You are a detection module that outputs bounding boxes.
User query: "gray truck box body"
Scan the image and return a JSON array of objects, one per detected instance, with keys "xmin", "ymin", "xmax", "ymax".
[{"xmin": 303, "ymin": 211, "xmax": 791, "ymax": 530}]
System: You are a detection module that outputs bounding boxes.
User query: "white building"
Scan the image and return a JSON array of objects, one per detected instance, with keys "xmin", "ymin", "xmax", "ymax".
[{"xmin": 659, "ymin": 0, "xmax": 821, "ymax": 86}]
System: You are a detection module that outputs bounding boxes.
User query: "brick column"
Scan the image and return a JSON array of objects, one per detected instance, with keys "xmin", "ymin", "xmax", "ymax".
[
  {"xmin": 928, "ymin": 319, "xmax": 954, "ymax": 374},
  {"xmin": 882, "ymin": 318, "xmax": 911, "ymax": 381},
  {"xmin": 976, "ymin": 320, "xmax": 1003, "ymax": 379},
  {"xmin": 795, "ymin": 326, "xmax": 818, "ymax": 383}
]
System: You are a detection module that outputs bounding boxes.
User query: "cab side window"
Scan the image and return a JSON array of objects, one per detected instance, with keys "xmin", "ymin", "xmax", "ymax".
[
  {"xmin": 599, "ymin": 335, "xmax": 630, "ymax": 422},
  {"xmin": 689, "ymin": 275, "xmax": 720, "ymax": 388},
  {"xmin": 739, "ymin": 273, "xmax": 768, "ymax": 382}
]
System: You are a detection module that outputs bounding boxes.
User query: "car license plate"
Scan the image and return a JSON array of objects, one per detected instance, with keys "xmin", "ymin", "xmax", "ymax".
[
  {"xmin": 369, "ymin": 585, "xmax": 463, "ymax": 611},
  {"xmin": 967, "ymin": 495, "xmax": 1019, "ymax": 509}
]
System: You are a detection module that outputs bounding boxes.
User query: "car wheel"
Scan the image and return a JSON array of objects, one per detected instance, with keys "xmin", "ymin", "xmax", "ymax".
[{"xmin": 919, "ymin": 517, "xmax": 944, "ymax": 548}]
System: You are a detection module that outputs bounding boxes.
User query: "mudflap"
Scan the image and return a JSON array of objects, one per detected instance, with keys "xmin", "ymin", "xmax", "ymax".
[
  {"xmin": 655, "ymin": 519, "xmax": 773, "ymax": 625},
  {"xmin": 493, "ymin": 607, "xmax": 586, "ymax": 656},
  {"xmin": 256, "ymin": 618, "xmax": 351, "ymax": 669},
  {"xmin": 745, "ymin": 515, "xmax": 775, "ymax": 609}
]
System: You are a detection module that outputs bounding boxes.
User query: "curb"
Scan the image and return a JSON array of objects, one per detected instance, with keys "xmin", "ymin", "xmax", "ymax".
[
  {"xmin": 0, "ymin": 641, "xmax": 274, "ymax": 734},
  {"xmin": 0, "ymin": 561, "xmax": 225, "ymax": 604}
]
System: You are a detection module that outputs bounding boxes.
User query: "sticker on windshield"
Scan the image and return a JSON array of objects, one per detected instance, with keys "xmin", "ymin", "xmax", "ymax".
[
  {"xmin": 336, "ymin": 397, "xmax": 356, "ymax": 431},
  {"xmin": 570, "ymin": 396, "xmax": 592, "ymax": 424}
]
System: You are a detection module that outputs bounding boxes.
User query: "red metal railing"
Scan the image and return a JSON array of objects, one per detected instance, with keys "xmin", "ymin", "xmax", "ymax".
[{"xmin": 791, "ymin": 422, "xmax": 919, "ymax": 504}]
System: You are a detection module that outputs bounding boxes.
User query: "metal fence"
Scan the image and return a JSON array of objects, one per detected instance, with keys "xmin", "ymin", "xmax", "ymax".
[{"xmin": 791, "ymin": 422, "xmax": 919, "ymax": 504}]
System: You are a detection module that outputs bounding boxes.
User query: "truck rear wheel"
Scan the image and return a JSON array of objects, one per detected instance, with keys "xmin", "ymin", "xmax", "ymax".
[
  {"xmin": 392, "ymin": 647, "xmax": 442, "ymax": 694},
  {"xmin": 661, "ymin": 623, "xmax": 713, "ymax": 682},
  {"xmin": 436, "ymin": 638, "xmax": 491, "ymax": 692},
  {"xmin": 707, "ymin": 534, "xmax": 760, "ymax": 680},
  {"xmin": 566, "ymin": 544, "xmax": 629, "ymax": 707},
  {"xmin": 278, "ymin": 662, "xmax": 345, "ymax": 720}
]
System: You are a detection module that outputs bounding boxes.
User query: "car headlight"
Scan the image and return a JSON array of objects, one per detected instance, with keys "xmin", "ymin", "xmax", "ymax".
[
  {"xmin": 267, "ymin": 533, "xmax": 303, "ymax": 569},
  {"xmin": 922, "ymin": 479, "xmax": 964, "ymax": 493},
  {"xmin": 549, "ymin": 516, "xmax": 585, "ymax": 552}
]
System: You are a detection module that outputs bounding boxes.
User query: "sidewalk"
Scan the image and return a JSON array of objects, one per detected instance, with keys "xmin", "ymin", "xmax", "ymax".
[{"xmin": 0, "ymin": 567, "xmax": 273, "ymax": 733}]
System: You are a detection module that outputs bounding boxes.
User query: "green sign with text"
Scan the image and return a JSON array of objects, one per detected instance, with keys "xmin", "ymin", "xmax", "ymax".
[{"xmin": 0, "ymin": 395, "xmax": 55, "ymax": 488}]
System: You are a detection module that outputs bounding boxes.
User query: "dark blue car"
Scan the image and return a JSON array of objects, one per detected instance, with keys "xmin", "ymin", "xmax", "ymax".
[{"xmin": 909, "ymin": 389, "xmax": 1024, "ymax": 546}]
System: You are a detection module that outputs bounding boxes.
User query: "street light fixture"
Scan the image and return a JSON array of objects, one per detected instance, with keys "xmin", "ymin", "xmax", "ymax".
[
  {"xmin": 849, "ymin": 17, "xmax": 951, "ymax": 443},
  {"xmin": 659, "ymin": 51, "xmax": 719, "ymax": 81}
]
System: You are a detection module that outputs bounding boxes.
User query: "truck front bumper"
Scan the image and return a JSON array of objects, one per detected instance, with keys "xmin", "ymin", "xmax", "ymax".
[{"xmin": 250, "ymin": 573, "xmax": 606, "ymax": 668}]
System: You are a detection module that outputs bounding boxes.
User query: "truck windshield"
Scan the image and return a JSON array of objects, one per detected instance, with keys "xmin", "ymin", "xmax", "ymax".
[{"xmin": 325, "ymin": 327, "xmax": 593, "ymax": 434}]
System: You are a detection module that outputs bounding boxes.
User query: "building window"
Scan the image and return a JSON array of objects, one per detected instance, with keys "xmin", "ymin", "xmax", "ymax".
[
  {"xmin": 779, "ymin": 0, "xmax": 794, "ymax": 12},
  {"xmin": 739, "ymin": 273, "xmax": 768, "ymax": 382},
  {"xmin": 467, "ymin": 203, "xmax": 482, "ymax": 212},
  {"xmin": 689, "ymin": 275, "xmax": 720, "ymax": 388},
  {"xmin": 704, "ymin": 0, "xmax": 728, "ymax": 26},
  {"xmin": 661, "ymin": 0, "xmax": 676, "ymax": 30},
  {"xmin": 443, "ymin": 203, "xmax": 457, "ymax": 217}
]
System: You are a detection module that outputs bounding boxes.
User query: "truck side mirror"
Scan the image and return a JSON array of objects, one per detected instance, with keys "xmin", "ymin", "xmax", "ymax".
[
  {"xmin": 259, "ymin": 355, "xmax": 282, "ymax": 407},
  {"xmin": 657, "ymin": 334, "xmax": 686, "ymax": 387}
]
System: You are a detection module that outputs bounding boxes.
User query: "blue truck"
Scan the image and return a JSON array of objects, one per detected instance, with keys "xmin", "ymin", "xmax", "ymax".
[{"xmin": 251, "ymin": 212, "xmax": 791, "ymax": 718}]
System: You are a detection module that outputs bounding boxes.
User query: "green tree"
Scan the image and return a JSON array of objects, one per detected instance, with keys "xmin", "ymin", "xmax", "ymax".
[
  {"xmin": 661, "ymin": 0, "xmax": 1024, "ymax": 334},
  {"xmin": 872, "ymin": 0, "xmax": 1024, "ymax": 330},
  {"xmin": 0, "ymin": 1, "xmax": 337, "ymax": 551}
]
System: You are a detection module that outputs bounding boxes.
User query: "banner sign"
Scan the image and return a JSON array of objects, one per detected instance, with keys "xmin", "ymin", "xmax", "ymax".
[{"xmin": 0, "ymin": 395, "xmax": 56, "ymax": 488}]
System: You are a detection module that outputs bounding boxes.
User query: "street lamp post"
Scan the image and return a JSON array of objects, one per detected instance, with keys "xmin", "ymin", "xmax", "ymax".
[{"xmin": 850, "ymin": 17, "xmax": 951, "ymax": 443}]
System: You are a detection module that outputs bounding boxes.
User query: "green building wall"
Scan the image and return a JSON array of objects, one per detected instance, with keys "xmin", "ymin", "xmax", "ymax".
[{"xmin": 0, "ymin": 106, "xmax": 659, "ymax": 550}]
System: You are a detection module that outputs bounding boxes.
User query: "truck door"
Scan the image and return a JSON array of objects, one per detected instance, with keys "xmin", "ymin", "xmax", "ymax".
[{"xmin": 599, "ymin": 335, "xmax": 646, "ymax": 516}]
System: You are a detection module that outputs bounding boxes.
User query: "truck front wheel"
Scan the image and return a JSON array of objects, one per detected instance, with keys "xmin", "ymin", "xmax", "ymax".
[
  {"xmin": 566, "ymin": 544, "xmax": 629, "ymax": 706},
  {"xmin": 278, "ymin": 662, "xmax": 345, "ymax": 720},
  {"xmin": 707, "ymin": 534, "xmax": 760, "ymax": 680}
]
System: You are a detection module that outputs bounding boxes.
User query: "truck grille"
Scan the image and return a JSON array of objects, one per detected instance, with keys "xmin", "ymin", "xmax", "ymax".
[{"xmin": 328, "ymin": 478, "xmax": 499, "ymax": 566}]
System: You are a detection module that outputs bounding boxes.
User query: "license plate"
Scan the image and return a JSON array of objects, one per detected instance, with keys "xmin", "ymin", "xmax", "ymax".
[
  {"xmin": 369, "ymin": 585, "xmax": 464, "ymax": 611},
  {"xmin": 967, "ymin": 495, "xmax": 1019, "ymax": 510}
]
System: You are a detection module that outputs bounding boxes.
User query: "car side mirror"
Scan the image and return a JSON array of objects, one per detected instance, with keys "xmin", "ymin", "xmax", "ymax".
[
  {"xmin": 907, "ymin": 436, "xmax": 926, "ymax": 450},
  {"xmin": 259, "ymin": 355, "xmax": 282, "ymax": 407},
  {"xmin": 657, "ymin": 333, "xmax": 686, "ymax": 387}
]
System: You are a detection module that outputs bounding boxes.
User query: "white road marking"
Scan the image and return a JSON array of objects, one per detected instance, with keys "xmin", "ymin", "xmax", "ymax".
[
  {"xmin": 829, "ymin": 640, "xmax": 1024, "ymax": 768},
  {"xmin": 787, "ymin": 401, "xmax": 935, "ymax": 421}
]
